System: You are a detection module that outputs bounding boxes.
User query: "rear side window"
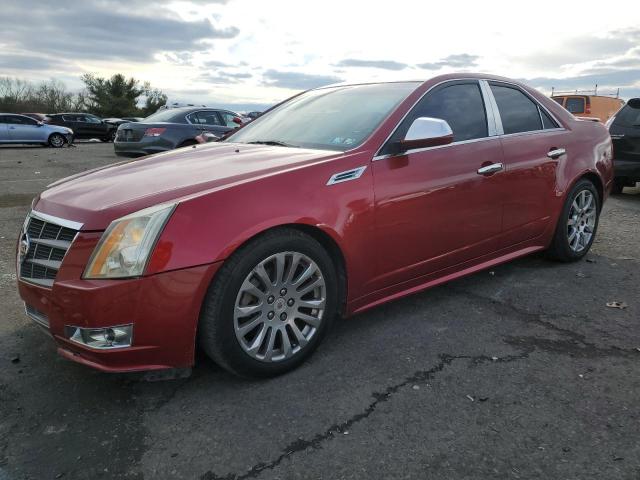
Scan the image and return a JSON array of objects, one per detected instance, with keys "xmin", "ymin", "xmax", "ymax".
[
  {"xmin": 565, "ymin": 97, "xmax": 585, "ymax": 114},
  {"xmin": 490, "ymin": 84, "xmax": 542, "ymax": 134},
  {"xmin": 612, "ymin": 103, "xmax": 640, "ymax": 127},
  {"xmin": 188, "ymin": 111, "xmax": 222, "ymax": 126}
]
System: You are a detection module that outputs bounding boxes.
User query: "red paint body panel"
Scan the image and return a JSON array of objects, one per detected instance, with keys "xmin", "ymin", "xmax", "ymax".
[{"xmin": 16, "ymin": 73, "xmax": 614, "ymax": 372}]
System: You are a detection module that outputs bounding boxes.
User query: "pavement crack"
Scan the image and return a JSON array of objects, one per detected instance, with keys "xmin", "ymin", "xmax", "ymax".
[
  {"xmin": 199, "ymin": 350, "xmax": 530, "ymax": 480},
  {"xmin": 446, "ymin": 286, "xmax": 640, "ymax": 359}
]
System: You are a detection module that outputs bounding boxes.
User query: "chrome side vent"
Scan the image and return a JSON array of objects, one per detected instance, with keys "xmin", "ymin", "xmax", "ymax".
[{"xmin": 326, "ymin": 166, "xmax": 367, "ymax": 186}]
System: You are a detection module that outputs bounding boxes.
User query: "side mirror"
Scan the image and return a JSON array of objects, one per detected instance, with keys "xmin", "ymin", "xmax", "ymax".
[
  {"xmin": 232, "ymin": 116, "xmax": 243, "ymax": 125},
  {"xmin": 37, "ymin": 121, "xmax": 44, "ymax": 127},
  {"xmin": 398, "ymin": 117, "xmax": 453, "ymax": 152}
]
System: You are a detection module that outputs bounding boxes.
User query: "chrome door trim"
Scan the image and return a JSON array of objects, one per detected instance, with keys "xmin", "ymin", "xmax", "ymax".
[
  {"xmin": 479, "ymin": 80, "xmax": 503, "ymax": 135},
  {"xmin": 372, "ymin": 135, "xmax": 498, "ymax": 161}
]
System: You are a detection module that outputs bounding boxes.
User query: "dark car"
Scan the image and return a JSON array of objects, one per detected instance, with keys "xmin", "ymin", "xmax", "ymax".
[
  {"xmin": 16, "ymin": 74, "xmax": 613, "ymax": 377},
  {"xmin": 608, "ymin": 98, "xmax": 640, "ymax": 193},
  {"xmin": 113, "ymin": 107, "xmax": 243, "ymax": 157},
  {"xmin": 48, "ymin": 113, "xmax": 117, "ymax": 142}
]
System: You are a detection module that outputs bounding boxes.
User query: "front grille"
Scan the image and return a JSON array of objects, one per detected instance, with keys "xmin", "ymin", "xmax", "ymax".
[{"xmin": 19, "ymin": 214, "xmax": 79, "ymax": 288}]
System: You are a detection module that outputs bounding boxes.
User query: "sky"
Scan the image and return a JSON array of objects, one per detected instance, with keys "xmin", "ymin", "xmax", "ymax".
[{"xmin": 1, "ymin": 0, "xmax": 640, "ymax": 111}]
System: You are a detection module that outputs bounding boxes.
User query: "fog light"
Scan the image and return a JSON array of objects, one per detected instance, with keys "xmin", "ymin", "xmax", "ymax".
[{"xmin": 65, "ymin": 325, "xmax": 133, "ymax": 349}]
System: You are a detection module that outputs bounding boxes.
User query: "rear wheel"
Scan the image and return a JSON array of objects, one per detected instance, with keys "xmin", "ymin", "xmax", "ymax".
[
  {"xmin": 199, "ymin": 229, "xmax": 338, "ymax": 377},
  {"xmin": 48, "ymin": 133, "xmax": 66, "ymax": 148},
  {"xmin": 547, "ymin": 179, "xmax": 600, "ymax": 261}
]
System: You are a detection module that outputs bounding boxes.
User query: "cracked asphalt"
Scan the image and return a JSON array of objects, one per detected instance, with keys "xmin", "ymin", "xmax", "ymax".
[{"xmin": 1, "ymin": 143, "xmax": 639, "ymax": 480}]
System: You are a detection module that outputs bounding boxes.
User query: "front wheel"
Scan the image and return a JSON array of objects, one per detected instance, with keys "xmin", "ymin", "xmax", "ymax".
[
  {"xmin": 547, "ymin": 179, "xmax": 600, "ymax": 261},
  {"xmin": 48, "ymin": 133, "xmax": 66, "ymax": 148},
  {"xmin": 199, "ymin": 229, "xmax": 338, "ymax": 377}
]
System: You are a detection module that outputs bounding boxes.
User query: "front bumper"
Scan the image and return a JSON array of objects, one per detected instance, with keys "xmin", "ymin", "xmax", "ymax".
[
  {"xmin": 18, "ymin": 235, "xmax": 221, "ymax": 372},
  {"xmin": 114, "ymin": 136, "xmax": 174, "ymax": 158}
]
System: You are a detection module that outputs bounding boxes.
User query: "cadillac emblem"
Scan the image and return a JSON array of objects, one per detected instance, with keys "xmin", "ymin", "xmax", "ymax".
[{"xmin": 19, "ymin": 231, "xmax": 31, "ymax": 264}]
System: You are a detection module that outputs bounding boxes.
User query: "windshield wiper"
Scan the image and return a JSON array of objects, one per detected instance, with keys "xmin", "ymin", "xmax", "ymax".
[{"xmin": 246, "ymin": 140, "xmax": 299, "ymax": 148}]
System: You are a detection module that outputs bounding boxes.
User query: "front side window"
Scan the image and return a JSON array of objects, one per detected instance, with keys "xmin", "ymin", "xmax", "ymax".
[
  {"xmin": 387, "ymin": 82, "xmax": 488, "ymax": 150},
  {"xmin": 490, "ymin": 84, "xmax": 542, "ymax": 134},
  {"xmin": 6, "ymin": 115, "xmax": 36, "ymax": 125},
  {"xmin": 565, "ymin": 97, "xmax": 585, "ymax": 114},
  {"xmin": 226, "ymin": 82, "xmax": 419, "ymax": 151},
  {"xmin": 85, "ymin": 114, "xmax": 102, "ymax": 124}
]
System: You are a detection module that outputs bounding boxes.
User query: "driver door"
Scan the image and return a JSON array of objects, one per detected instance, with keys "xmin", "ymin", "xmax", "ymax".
[
  {"xmin": 370, "ymin": 80, "xmax": 505, "ymax": 290},
  {"xmin": 7, "ymin": 115, "xmax": 44, "ymax": 142}
]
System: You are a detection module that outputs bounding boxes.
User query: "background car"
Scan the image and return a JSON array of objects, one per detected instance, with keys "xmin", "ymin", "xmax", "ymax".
[
  {"xmin": 113, "ymin": 107, "xmax": 243, "ymax": 157},
  {"xmin": 608, "ymin": 97, "xmax": 640, "ymax": 193},
  {"xmin": 552, "ymin": 91, "xmax": 624, "ymax": 123},
  {"xmin": 47, "ymin": 113, "xmax": 117, "ymax": 142},
  {"xmin": 0, "ymin": 113, "xmax": 73, "ymax": 147}
]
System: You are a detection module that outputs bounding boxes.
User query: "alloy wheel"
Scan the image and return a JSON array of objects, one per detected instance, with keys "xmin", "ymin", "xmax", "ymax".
[
  {"xmin": 567, "ymin": 189, "xmax": 596, "ymax": 252},
  {"xmin": 233, "ymin": 251, "xmax": 326, "ymax": 363},
  {"xmin": 50, "ymin": 134, "xmax": 65, "ymax": 147}
]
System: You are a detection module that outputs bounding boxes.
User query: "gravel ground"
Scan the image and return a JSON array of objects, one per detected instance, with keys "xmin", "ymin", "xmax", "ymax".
[{"xmin": 1, "ymin": 143, "xmax": 639, "ymax": 480}]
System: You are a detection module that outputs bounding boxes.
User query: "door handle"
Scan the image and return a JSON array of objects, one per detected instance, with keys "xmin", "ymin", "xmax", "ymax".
[
  {"xmin": 477, "ymin": 163, "xmax": 504, "ymax": 175},
  {"xmin": 547, "ymin": 148, "xmax": 566, "ymax": 159}
]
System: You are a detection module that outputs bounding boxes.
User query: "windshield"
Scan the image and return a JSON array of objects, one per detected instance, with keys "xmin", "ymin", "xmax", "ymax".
[
  {"xmin": 226, "ymin": 82, "xmax": 419, "ymax": 151},
  {"xmin": 143, "ymin": 109, "xmax": 181, "ymax": 123}
]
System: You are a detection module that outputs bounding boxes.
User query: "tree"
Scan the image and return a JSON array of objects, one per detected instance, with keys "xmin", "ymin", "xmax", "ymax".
[
  {"xmin": 140, "ymin": 84, "xmax": 168, "ymax": 117},
  {"xmin": 81, "ymin": 73, "xmax": 144, "ymax": 117}
]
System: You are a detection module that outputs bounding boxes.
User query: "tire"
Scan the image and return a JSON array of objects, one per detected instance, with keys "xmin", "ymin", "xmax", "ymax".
[
  {"xmin": 199, "ymin": 228, "xmax": 338, "ymax": 378},
  {"xmin": 48, "ymin": 133, "xmax": 66, "ymax": 148},
  {"xmin": 547, "ymin": 179, "xmax": 600, "ymax": 262},
  {"xmin": 611, "ymin": 179, "xmax": 625, "ymax": 195}
]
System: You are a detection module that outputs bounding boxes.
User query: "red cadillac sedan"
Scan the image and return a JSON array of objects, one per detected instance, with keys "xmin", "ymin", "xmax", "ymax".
[{"xmin": 16, "ymin": 74, "xmax": 613, "ymax": 377}]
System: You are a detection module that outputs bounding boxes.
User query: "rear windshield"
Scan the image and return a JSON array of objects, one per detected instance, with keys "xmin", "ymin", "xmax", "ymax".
[
  {"xmin": 142, "ymin": 109, "xmax": 181, "ymax": 123},
  {"xmin": 613, "ymin": 103, "xmax": 640, "ymax": 127},
  {"xmin": 565, "ymin": 97, "xmax": 585, "ymax": 114}
]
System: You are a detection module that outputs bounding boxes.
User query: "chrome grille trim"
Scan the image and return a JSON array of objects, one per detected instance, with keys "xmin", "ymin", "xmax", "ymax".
[
  {"xmin": 18, "ymin": 211, "xmax": 82, "ymax": 288},
  {"xmin": 25, "ymin": 303, "xmax": 50, "ymax": 329}
]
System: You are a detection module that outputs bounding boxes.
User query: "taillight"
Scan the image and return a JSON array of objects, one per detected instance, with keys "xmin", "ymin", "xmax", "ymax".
[
  {"xmin": 144, "ymin": 128, "xmax": 166, "ymax": 137},
  {"xmin": 585, "ymin": 98, "xmax": 591, "ymax": 114}
]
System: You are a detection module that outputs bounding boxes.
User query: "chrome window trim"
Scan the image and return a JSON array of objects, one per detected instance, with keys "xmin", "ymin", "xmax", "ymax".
[
  {"xmin": 185, "ymin": 109, "xmax": 222, "ymax": 127},
  {"xmin": 30, "ymin": 210, "xmax": 84, "ymax": 231},
  {"xmin": 373, "ymin": 77, "xmax": 567, "ymax": 161},
  {"xmin": 478, "ymin": 80, "xmax": 500, "ymax": 136}
]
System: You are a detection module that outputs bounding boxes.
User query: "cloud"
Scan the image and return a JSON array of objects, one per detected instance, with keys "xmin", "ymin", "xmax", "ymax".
[
  {"xmin": 199, "ymin": 70, "xmax": 253, "ymax": 85},
  {"xmin": 0, "ymin": 0, "xmax": 239, "ymax": 63},
  {"xmin": 262, "ymin": 70, "xmax": 343, "ymax": 89},
  {"xmin": 516, "ymin": 29, "xmax": 640, "ymax": 69},
  {"xmin": 335, "ymin": 59, "xmax": 408, "ymax": 71},
  {"xmin": 0, "ymin": 53, "xmax": 66, "ymax": 71},
  {"xmin": 417, "ymin": 54, "xmax": 479, "ymax": 70}
]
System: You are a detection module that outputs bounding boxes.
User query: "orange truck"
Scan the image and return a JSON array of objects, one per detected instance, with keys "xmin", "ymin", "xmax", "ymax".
[{"xmin": 551, "ymin": 87, "xmax": 624, "ymax": 123}]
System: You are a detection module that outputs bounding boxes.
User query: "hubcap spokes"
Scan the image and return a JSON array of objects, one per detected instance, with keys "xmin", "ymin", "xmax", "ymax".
[
  {"xmin": 234, "ymin": 252, "xmax": 326, "ymax": 363},
  {"xmin": 567, "ymin": 189, "xmax": 596, "ymax": 253}
]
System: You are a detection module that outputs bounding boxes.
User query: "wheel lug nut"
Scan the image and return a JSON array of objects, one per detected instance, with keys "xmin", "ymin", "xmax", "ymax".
[
  {"xmin": 280, "ymin": 288, "xmax": 287, "ymax": 296},
  {"xmin": 267, "ymin": 311, "xmax": 275, "ymax": 320},
  {"xmin": 287, "ymin": 298, "xmax": 295, "ymax": 307},
  {"xmin": 267, "ymin": 296, "xmax": 275, "ymax": 304},
  {"xmin": 280, "ymin": 312, "xmax": 287, "ymax": 321}
]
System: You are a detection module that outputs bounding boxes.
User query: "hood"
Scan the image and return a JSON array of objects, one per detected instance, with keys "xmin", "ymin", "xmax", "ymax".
[{"xmin": 35, "ymin": 143, "xmax": 340, "ymax": 230}]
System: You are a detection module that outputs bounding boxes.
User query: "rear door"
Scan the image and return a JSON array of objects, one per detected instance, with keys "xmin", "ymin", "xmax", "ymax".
[
  {"xmin": 371, "ymin": 80, "xmax": 506, "ymax": 289},
  {"xmin": 610, "ymin": 100, "xmax": 640, "ymax": 163},
  {"xmin": 6, "ymin": 114, "xmax": 45, "ymax": 142},
  {"xmin": 488, "ymin": 82, "xmax": 570, "ymax": 247}
]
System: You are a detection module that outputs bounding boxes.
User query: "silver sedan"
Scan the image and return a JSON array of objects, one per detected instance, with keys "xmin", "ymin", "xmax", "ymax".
[{"xmin": 0, "ymin": 114, "xmax": 73, "ymax": 147}]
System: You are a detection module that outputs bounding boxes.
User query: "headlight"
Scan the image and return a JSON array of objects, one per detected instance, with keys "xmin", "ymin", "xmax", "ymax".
[{"xmin": 84, "ymin": 203, "xmax": 176, "ymax": 279}]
